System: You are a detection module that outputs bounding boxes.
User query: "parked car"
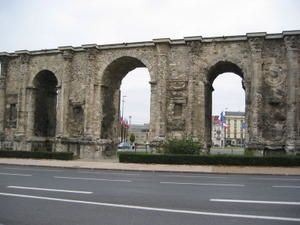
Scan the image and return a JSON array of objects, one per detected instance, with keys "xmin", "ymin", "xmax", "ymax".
[{"xmin": 117, "ymin": 142, "xmax": 131, "ymax": 151}]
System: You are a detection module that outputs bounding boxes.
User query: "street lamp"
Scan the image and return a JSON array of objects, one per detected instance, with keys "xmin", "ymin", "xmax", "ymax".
[
  {"xmin": 121, "ymin": 95, "xmax": 126, "ymax": 119},
  {"xmin": 121, "ymin": 95, "xmax": 126, "ymax": 142},
  {"xmin": 129, "ymin": 115, "xmax": 132, "ymax": 127}
]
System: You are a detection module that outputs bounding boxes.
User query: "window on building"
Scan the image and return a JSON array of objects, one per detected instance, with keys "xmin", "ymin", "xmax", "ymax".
[
  {"xmin": 0, "ymin": 61, "xmax": 2, "ymax": 77},
  {"xmin": 234, "ymin": 120, "xmax": 237, "ymax": 138}
]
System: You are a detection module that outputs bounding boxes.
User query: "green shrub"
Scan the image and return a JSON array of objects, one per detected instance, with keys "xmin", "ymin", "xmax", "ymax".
[
  {"xmin": 0, "ymin": 150, "xmax": 73, "ymax": 160},
  {"xmin": 163, "ymin": 138, "xmax": 201, "ymax": 155},
  {"xmin": 118, "ymin": 152, "xmax": 300, "ymax": 167},
  {"xmin": 129, "ymin": 133, "xmax": 135, "ymax": 144}
]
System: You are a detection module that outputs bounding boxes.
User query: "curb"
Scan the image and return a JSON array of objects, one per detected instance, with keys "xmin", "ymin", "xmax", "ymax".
[{"xmin": 0, "ymin": 158, "xmax": 300, "ymax": 176}]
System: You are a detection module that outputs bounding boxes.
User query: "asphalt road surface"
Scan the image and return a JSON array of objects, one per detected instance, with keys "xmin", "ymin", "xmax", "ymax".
[{"xmin": 0, "ymin": 165, "xmax": 299, "ymax": 225}]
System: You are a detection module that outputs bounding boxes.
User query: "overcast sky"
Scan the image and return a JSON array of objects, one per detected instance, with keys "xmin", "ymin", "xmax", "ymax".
[{"xmin": 1, "ymin": 0, "xmax": 299, "ymax": 124}]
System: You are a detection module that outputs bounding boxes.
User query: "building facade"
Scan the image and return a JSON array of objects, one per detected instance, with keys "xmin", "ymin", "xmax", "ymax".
[
  {"xmin": 128, "ymin": 124, "xmax": 149, "ymax": 145},
  {"xmin": 224, "ymin": 111, "xmax": 246, "ymax": 147}
]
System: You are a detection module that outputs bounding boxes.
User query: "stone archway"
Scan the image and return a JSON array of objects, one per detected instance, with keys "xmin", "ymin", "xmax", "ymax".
[
  {"xmin": 100, "ymin": 56, "xmax": 151, "ymax": 142},
  {"xmin": 33, "ymin": 70, "xmax": 58, "ymax": 137},
  {"xmin": 205, "ymin": 61, "xmax": 247, "ymax": 149},
  {"xmin": 1, "ymin": 31, "xmax": 299, "ymax": 156}
]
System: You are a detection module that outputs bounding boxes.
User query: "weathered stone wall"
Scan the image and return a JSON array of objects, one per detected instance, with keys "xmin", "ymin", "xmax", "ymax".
[{"xmin": 0, "ymin": 31, "xmax": 299, "ymax": 158}]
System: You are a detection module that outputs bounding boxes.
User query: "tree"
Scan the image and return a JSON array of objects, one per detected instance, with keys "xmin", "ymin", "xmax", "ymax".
[{"xmin": 129, "ymin": 133, "xmax": 135, "ymax": 144}]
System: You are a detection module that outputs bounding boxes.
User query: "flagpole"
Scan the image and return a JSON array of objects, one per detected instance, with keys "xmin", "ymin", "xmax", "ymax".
[
  {"xmin": 220, "ymin": 109, "xmax": 227, "ymax": 148},
  {"xmin": 121, "ymin": 95, "xmax": 126, "ymax": 142},
  {"xmin": 224, "ymin": 119, "xmax": 226, "ymax": 147},
  {"xmin": 121, "ymin": 95, "xmax": 126, "ymax": 119}
]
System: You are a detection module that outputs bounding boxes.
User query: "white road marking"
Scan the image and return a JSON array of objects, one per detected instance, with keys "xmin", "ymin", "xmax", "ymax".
[
  {"xmin": 0, "ymin": 192, "xmax": 299, "ymax": 222},
  {"xmin": 54, "ymin": 176, "xmax": 131, "ymax": 182},
  {"xmin": 251, "ymin": 177, "xmax": 300, "ymax": 181},
  {"xmin": 210, "ymin": 199, "xmax": 300, "ymax": 205},
  {"xmin": 0, "ymin": 172, "xmax": 32, "ymax": 177},
  {"xmin": 159, "ymin": 174, "xmax": 226, "ymax": 179},
  {"xmin": 272, "ymin": 185, "xmax": 300, "ymax": 189},
  {"xmin": 78, "ymin": 171, "xmax": 140, "ymax": 176},
  {"xmin": 160, "ymin": 182, "xmax": 244, "ymax": 187},
  {"xmin": 7, "ymin": 186, "xmax": 92, "ymax": 194},
  {"xmin": 4, "ymin": 167, "xmax": 62, "ymax": 172}
]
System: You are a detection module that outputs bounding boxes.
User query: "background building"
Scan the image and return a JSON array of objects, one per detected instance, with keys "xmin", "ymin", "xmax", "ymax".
[
  {"xmin": 128, "ymin": 124, "xmax": 149, "ymax": 144},
  {"xmin": 212, "ymin": 111, "xmax": 246, "ymax": 147},
  {"xmin": 224, "ymin": 111, "xmax": 246, "ymax": 147}
]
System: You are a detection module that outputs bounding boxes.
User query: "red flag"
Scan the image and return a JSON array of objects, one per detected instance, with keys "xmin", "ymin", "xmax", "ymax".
[
  {"xmin": 124, "ymin": 119, "xmax": 129, "ymax": 128},
  {"xmin": 120, "ymin": 117, "xmax": 124, "ymax": 125}
]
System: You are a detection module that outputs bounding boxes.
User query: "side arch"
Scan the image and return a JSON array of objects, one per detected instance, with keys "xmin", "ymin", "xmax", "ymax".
[
  {"xmin": 204, "ymin": 56, "xmax": 250, "ymax": 90},
  {"xmin": 203, "ymin": 60, "xmax": 249, "ymax": 149},
  {"xmin": 32, "ymin": 70, "xmax": 58, "ymax": 137},
  {"xmin": 29, "ymin": 67, "xmax": 62, "ymax": 88},
  {"xmin": 100, "ymin": 54, "xmax": 156, "ymax": 83},
  {"xmin": 100, "ymin": 56, "xmax": 153, "ymax": 141}
]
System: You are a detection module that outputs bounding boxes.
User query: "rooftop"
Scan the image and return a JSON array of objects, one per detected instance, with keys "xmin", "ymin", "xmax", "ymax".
[{"xmin": 225, "ymin": 111, "xmax": 245, "ymax": 116}]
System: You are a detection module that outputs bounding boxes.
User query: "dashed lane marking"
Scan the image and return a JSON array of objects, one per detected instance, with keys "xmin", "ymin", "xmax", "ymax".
[
  {"xmin": 4, "ymin": 167, "xmax": 62, "ymax": 172},
  {"xmin": 7, "ymin": 186, "xmax": 93, "ymax": 194},
  {"xmin": 78, "ymin": 171, "xmax": 140, "ymax": 176},
  {"xmin": 54, "ymin": 176, "xmax": 132, "ymax": 182},
  {"xmin": 272, "ymin": 185, "xmax": 300, "ymax": 189},
  {"xmin": 159, "ymin": 174, "xmax": 227, "ymax": 179},
  {"xmin": 0, "ymin": 172, "xmax": 32, "ymax": 177},
  {"xmin": 0, "ymin": 192, "xmax": 299, "ymax": 222},
  {"xmin": 160, "ymin": 182, "xmax": 244, "ymax": 187},
  {"xmin": 210, "ymin": 198, "xmax": 300, "ymax": 205}
]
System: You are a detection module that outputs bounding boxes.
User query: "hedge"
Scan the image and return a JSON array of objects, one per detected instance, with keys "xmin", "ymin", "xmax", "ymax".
[
  {"xmin": 0, "ymin": 150, "xmax": 73, "ymax": 160},
  {"xmin": 118, "ymin": 152, "xmax": 300, "ymax": 167},
  {"xmin": 163, "ymin": 138, "xmax": 202, "ymax": 155}
]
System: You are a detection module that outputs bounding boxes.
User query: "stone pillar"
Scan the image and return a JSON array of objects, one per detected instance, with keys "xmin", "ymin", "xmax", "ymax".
[
  {"xmin": 204, "ymin": 81, "xmax": 213, "ymax": 149},
  {"xmin": 185, "ymin": 40, "xmax": 205, "ymax": 143},
  {"xmin": 55, "ymin": 85, "xmax": 63, "ymax": 137},
  {"xmin": 57, "ymin": 47, "xmax": 74, "ymax": 137},
  {"xmin": 243, "ymin": 79, "xmax": 251, "ymax": 145},
  {"xmin": 99, "ymin": 84, "xmax": 106, "ymax": 139},
  {"xmin": 25, "ymin": 87, "xmax": 36, "ymax": 138},
  {"xmin": 192, "ymin": 61, "xmax": 212, "ymax": 150},
  {"xmin": 149, "ymin": 80, "xmax": 157, "ymax": 140},
  {"xmin": 247, "ymin": 34, "xmax": 265, "ymax": 150},
  {"xmin": 153, "ymin": 39, "xmax": 170, "ymax": 139},
  {"xmin": 83, "ymin": 47, "xmax": 98, "ymax": 138},
  {"xmin": 93, "ymin": 83, "xmax": 101, "ymax": 137},
  {"xmin": 196, "ymin": 78, "xmax": 206, "ymax": 147},
  {"xmin": 0, "ymin": 55, "xmax": 8, "ymax": 136},
  {"xmin": 186, "ymin": 78, "xmax": 195, "ymax": 137},
  {"xmin": 284, "ymin": 34, "xmax": 299, "ymax": 153},
  {"xmin": 114, "ymin": 87, "xmax": 121, "ymax": 141},
  {"xmin": 16, "ymin": 52, "xmax": 31, "ymax": 138}
]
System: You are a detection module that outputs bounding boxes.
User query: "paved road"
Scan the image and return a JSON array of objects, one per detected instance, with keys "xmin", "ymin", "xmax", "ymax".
[{"xmin": 0, "ymin": 165, "xmax": 299, "ymax": 225}]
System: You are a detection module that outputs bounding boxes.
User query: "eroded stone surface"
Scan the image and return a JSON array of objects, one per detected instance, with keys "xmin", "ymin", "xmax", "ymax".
[{"xmin": 0, "ymin": 31, "xmax": 299, "ymax": 158}]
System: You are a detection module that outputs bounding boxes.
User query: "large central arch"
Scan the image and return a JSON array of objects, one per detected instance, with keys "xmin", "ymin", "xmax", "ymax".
[
  {"xmin": 100, "ymin": 56, "xmax": 151, "ymax": 141},
  {"xmin": 205, "ymin": 61, "xmax": 247, "ymax": 149}
]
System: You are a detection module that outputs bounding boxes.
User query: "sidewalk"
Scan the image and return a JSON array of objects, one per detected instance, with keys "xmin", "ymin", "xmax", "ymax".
[{"xmin": 0, "ymin": 158, "xmax": 300, "ymax": 175}]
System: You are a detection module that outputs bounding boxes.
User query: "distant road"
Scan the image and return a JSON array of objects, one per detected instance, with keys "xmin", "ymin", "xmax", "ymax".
[{"xmin": 0, "ymin": 165, "xmax": 299, "ymax": 225}]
